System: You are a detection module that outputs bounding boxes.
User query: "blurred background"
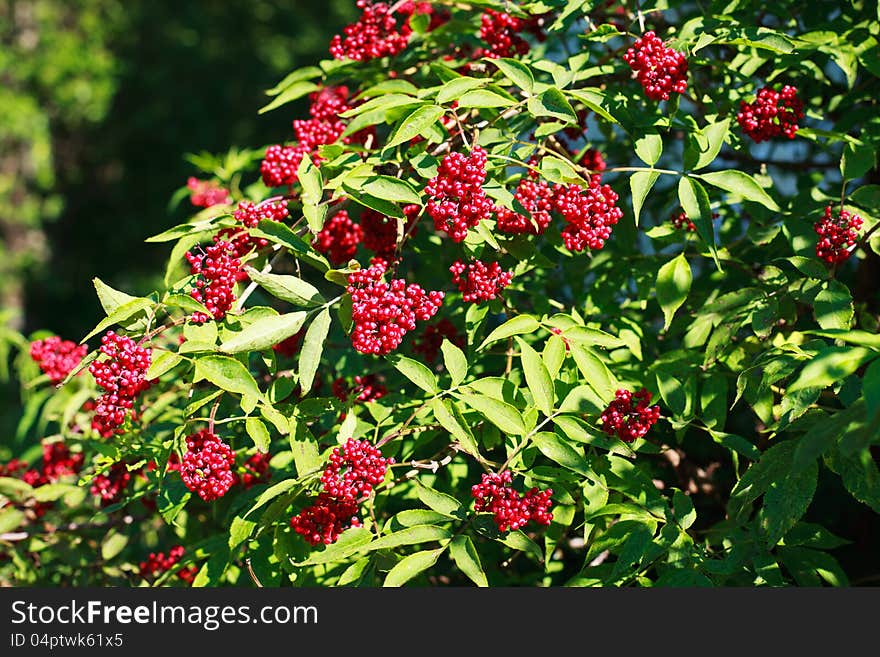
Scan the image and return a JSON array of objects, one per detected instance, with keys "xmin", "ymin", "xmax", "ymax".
[{"xmin": 1, "ymin": 0, "xmax": 355, "ymax": 428}]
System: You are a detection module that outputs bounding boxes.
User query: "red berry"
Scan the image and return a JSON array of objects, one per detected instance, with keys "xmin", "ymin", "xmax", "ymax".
[
  {"xmin": 91, "ymin": 462, "xmax": 132, "ymax": 506},
  {"xmin": 552, "ymin": 178, "xmax": 623, "ymax": 252},
  {"xmin": 449, "ymin": 259, "xmax": 513, "ymax": 303},
  {"xmin": 333, "ymin": 374, "xmax": 387, "ymax": 403},
  {"xmin": 140, "ymin": 545, "xmax": 197, "ymax": 584},
  {"xmin": 360, "ymin": 205, "xmax": 420, "ymax": 260},
  {"xmin": 314, "ymin": 210, "xmax": 364, "ymax": 265},
  {"xmin": 478, "ymin": 10, "xmax": 531, "ymax": 59},
  {"xmin": 88, "ymin": 332, "xmax": 153, "ymax": 437},
  {"xmin": 623, "ymin": 31, "xmax": 688, "ymax": 101},
  {"xmin": 187, "ymin": 177, "xmax": 231, "ymax": 208},
  {"xmin": 472, "ymin": 471, "xmax": 553, "ymax": 532},
  {"xmin": 330, "ymin": 0, "xmax": 412, "ymax": 62},
  {"xmin": 426, "ymin": 146, "xmax": 495, "ymax": 242},
  {"xmin": 347, "ymin": 261, "xmax": 444, "ymax": 355},
  {"xmin": 814, "ymin": 205, "xmax": 863, "ymax": 264},
  {"xmin": 179, "ymin": 429, "xmax": 236, "ymax": 502},
  {"xmin": 412, "ymin": 318, "xmax": 464, "ymax": 363},
  {"xmin": 184, "ymin": 240, "xmax": 243, "ymax": 324},
  {"xmin": 237, "ymin": 452, "xmax": 272, "ymax": 489},
  {"xmin": 600, "ymin": 388, "xmax": 661, "ymax": 443},
  {"xmin": 216, "ymin": 200, "xmax": 289, "ymax": 258},
  {"xmin": 30, "ymin": 336, "xmax": 88, "ymax": 384},
  {"xmin": 737, "ymin": 85, "xmax": 804, "ymax": 143},
  {"xmin": 496, "ymin": 176, "xmax": 554, "ymax": 235}
]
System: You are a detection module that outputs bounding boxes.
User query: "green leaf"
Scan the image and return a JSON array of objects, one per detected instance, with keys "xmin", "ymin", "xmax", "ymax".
[
  {"xmin": 630, "ymin": 170, "xmax": 660, "ymax": 226},
  {"xmin": 93, "ymin": 278, "xmax": 139, "ymax": 315},
  {"xmin": 441, "ymin": 339, "xmax": 468, "ymax": 386},
  {"xmin": 634, "ymin": 133, "xmax": 662, "ymax": 167},
  {"xmin": 814, "ymin": 281, "xmax": 854, "ymax": 330},
  {"xmin": 363, "ymin": 525, "xmax": 451, "ymax": 552},
  {"xmin": 194, "ymin": 355, "xmax": 264, "ymax": 400},
  {"xmin": 656, "ymin": 252, "xmax": 692, "ymax": 330},
  {"xmin": 298, "ymin": 153, "xmax": 325, "ymax": 232},
  {"xmin": 840, "ymin": 140, "xmax": 876, "ymax": 181},
  {"xmin": 449, "ymin": 535, "xmax": 488, "ymax": 587},
  {"xmin": 362, "ymin": 176, "xmax": 422, "ymax": 205},
  {"xmin": 343, "ymin": 185, "xmax": 404, "ymax": 220},
  {"xmin": 219, "ymin": 311, "xmax": 308, "ymax": 354},
  {"xmin": 245, "ymin": 417, "xmax": 271, "ymax": 452},
  {"xmin": 543, "ymin": 335, "xmax": 566, "ymax": 379},
  {"xmin": 145, "ymin": 350, "xmax": 185, "ymax": 380},
  {"xmin": 460, "ymin": 89, "xmax": 516, "ymax": 109},
  {"xmin": 298, "ymin": 307, "xmax": 331, "ymax": 394},
  {"xmin": 491, "ymin": 58, "xmax": 535, "ymax": 93},
  {"xmin": 394, "ymin": 510, "xmax": 454, "ymax": 528},
  {"xmin": 825, "ymin": 446, "xmax": 880, "ymax": 513},
  {"xmin": 566, "ymin": 88, "xmax": 618, "ymax": 124},
  {"xmin": 0, "ymin": 508, "xmax": 25, "ymax": 534},
  {"xmin": 568, "ymin": 343, "xmax": 616, "ymax": 402},
  {"xmin": 431, "ymin": 398, "xmax": 480, "ymax": 457},
  {"xmin": 259, "ymin": 80, "xmax": 319, "ymax": 114},
  {"xmin": 437, "ymin": 77, "xmax": 486, "ymax": 104},
  {"xmin": 296, "ymin": 527, "xmax": 375, "ymax": 566},
  {"xmin": 678, "ymin": 176, "xmax": 720, "ymax": 268},
  {"xmin": 516, "ymin": 337, "xmax": 555, "ymax": 416},
  {"xmin": 383, "ymin": 548, "xmax": 444, "ymax": 587},
  {"xmin": 229, "ymin": 515, "xmax": 257, "ymax": 550},
  {"xmin": 250, "ymin": 220, "xmax": 330, "ymax": 272},
  {"xmin": 101, "ymin": 531, "xmax": 129, "ymax": 561},
  {"xmin": 457, "ymin": 392, "xmax": 526, "ymax": 435},
  {"xmin": 531, "ymin": 431, "xmax": 590, "ymax": 476},
  {"xmin": 697, "ymin": 170, "xmax": 780, "ymax": 211},
  {"xmin": 527, "ymin": 88, "xmax": 577, "ymax": 123},
  {"xmin": 243, "ymin": 267, "xmax": 325, "ymax": 306},
  {"xmin": 414, "ymin": 480, "xmax": 462, "ymax": 516},
  {"xmin": 386, "ymin": 105, "xmax": 446, "ymax": 149},
  {"xmin": 387, "ymin": 354, "xmax": 439, "ymax": 394},
  {"xmin": 788, "ymin": 347, "xmax": 874, "ymax": 393},
  {"xmin": 478, "ymin": 314, "xmax": 540, "ymax": 350},
  {"xmin": 500, "ymin": 530, "xmax": 544, "ymax": 561},
  {"xmin": 694, "ymin": 119, "xmax": 731, "ymax": 170},
  {"xmin": 762, "ymin": 459, "xmax": 818, "ymax": 547},
  {"xmin": 81, "ymin": 297, "xmax": 153, "ymax": 343},
  {"xmin": 672, "ymin": 490, "xmax": 696, "ymax": 530},
  {"xmin": 864, "ymin": 359, "xmax": 880, "ymax": 420},
  {"xmin": 164, "ymin": 293, "xmax": 210, "ymax": 315}
]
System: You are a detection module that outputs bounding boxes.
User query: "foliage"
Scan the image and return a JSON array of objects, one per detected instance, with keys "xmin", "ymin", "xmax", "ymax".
[{"xmin": 1, "ymin": 0, "xmax": 879, "ymax": 588}]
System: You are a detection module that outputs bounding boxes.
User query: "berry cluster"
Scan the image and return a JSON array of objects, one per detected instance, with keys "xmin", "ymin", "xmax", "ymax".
[
  {"xmin": 553, "ymin": 179, "xmax": 623, "ymax": 252},
  {"xmin": 736, "ymin": 85, "xmax": 804, "ymax": 143},
  {"xmin": 187, "ymin": 177, "xmax": 230, "ymax": 208},
  {"xmin": 360, "ymin": 205, "xmax": 420, "ymax": 259},
  {"xmin": 814, "ymin": 205, "xmax": 863, "ymax": 264},
  {"xmin": 314, "ymin": 210, "xmax": 364, "ymax": 264},
  {"xmin": 140, "ymin": 545, "xmax": 197, "ymax": 584},
  {"xmin": 478, "ymin": 10, "xmax": 530, "ymax": 58},
  {"xmin": 333, "ymin": 374, "xmax": 387, "ymax": 403},
  {"xmin": 30, "ymin": 336, "xmax": 88, "ymax": 384},
  {"xmin": 291, "ymin": 439, "xmax": 393, "ymax": 545},
  {"xmin": 623, "ymin": 31, "xmax": 688, "ymax": 101},
  {"xmin": 236, "ymin": 452, "xmax": 272, "ymax": 489},
  {"xmin": 496, "ymin": 177, "xmax": 554, "ymax": 235},
  {"xmin": 90, "ymin": 462, "xmax": 132, "ymax": 506},
  {"xmin": 671, "ymin": 210, "xmax": 696, "ymax": 232},
  {"xmin": 185, "ymin": 240, "xmax": 244, "ymax": 324},
  {"xmin": 426, "ymin": 146, "xmax": 495, "ymax": 242},
  {"xmin": 412, "ymin": 318, "xmax": 464, "ymax": 363},
  {"xmin": 260, "ymin": 145, "xmax": 302, "ymax": 189},
  {"xmin": 600, "ymin": 388, "xmax": 661, "ymax": 443},
  {"xmin": 579, "ymin": 148, "xmax": 607, "ymax": 179},
  {"xmin": 347, "ymin": 261, "xmax": 444, "ymax": 355},
  {"xmin": 217, "ymin": 200, "xmax": 289, "ymax": 258},
  {"xmin": 89, "ymin": 332, "xmax": 153, "ymax": 437},
  {"xmin": 472, "ymin": 471, "xmax": 553, "ymax": 532},
  {"xmin": 330, "ymin": 0, "xmax": 411, "ymax": 62},
  {"xmin": 40, "ymin": 442, "xmax": 85, "ymax": 482},
  {"xmin": 179, "ymin": 430, "xmax": 236, "ymax": 502},
  {"xmin": 449, "ymin": 259, "xmax": 513, "ymax": 303}
]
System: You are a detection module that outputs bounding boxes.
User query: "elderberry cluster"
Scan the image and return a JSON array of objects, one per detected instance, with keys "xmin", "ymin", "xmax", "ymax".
[
  {"xmin": 184, "ymin": 240, "xmax": 244, "ymax": 324},
  {"xmin": 426, "ymin": 146, "xmax": 495, "ymax": 242},
  {"xmin": 600, "ymin": 388, "xmax": 661, "ymax": 443},
  {"xmin": 89, "ymin": 332, "xmax": 152, "ymax": 437},
  {"xmin": 333, "ymin": 374, "xmax": 387, "ymax": 403},
  {"xmin": 291, "ymin": 439, "xmax": 393, "ymax": 545},
  {"xmin": 736, "ymin": 85, "xmax": 804, "ymax": 143},
  {"xmin": 412, "ymin": 318, "xmax": 464, "ymax": 363},
  {"xmin": 330, "ymin": 1, "xmax": 412, "ymax": 62},
  {"xmin": 90, "ymin": 462, "xmax": 132, "ymax": 506},
  {"xmin": 671, "ymin": 210, "xmax": 696, "ymax": 232},
  {"xmin": 347, "ymin": 261, "xmax": 444, "ymax": 355},
  {"xmin": 478, "ymin": 10, "xmax": 531, "ymax": 58},
  {"xmin": 449, "ymin": 259, "xmax": 513, "ymax": 303},
  {"xmin": 314, "ymin": 210, "xmax": 364, "ymax": 264},
  {"xmin": 623, "ymin": 31, "xmax": 688, "ymax": 101},
  {"xmin": 179, "ymin": 430, "xmax": 236, "ymax": 502},
  {"xmin": 30, "ymin": 336, "xmax": 88, "ymax": 384},
  {"xmin": 814, "ymin": 205, "xmax": 863, "ymax": 264},
  {"xmin": 496, "ymin": 176, "xmax": 554, "ymax": 235},
  {"xmin": 187, "ymin": 177, "xmax": 230, "ymax": 208},
  {"xmin": 140, "ymin": 545, "xmax": 197, "ymax": 584},
  {"xmin": 216, "ymin": 200, "xmax": 289, "ymax": 258},
  {"xmin": 553, "ymin": 179, "xmax": 624, "ymax": 252},
  {"xmin": 472, "ymin": 471, "xmax": 553, "ymax": 532},
  {"xmin": 236, "ymin": 452, "xmax": 272, "ymax": 489},
  {"xmin": 360, "ymin": 205, "xmax": 420, "ymax": 260}
]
